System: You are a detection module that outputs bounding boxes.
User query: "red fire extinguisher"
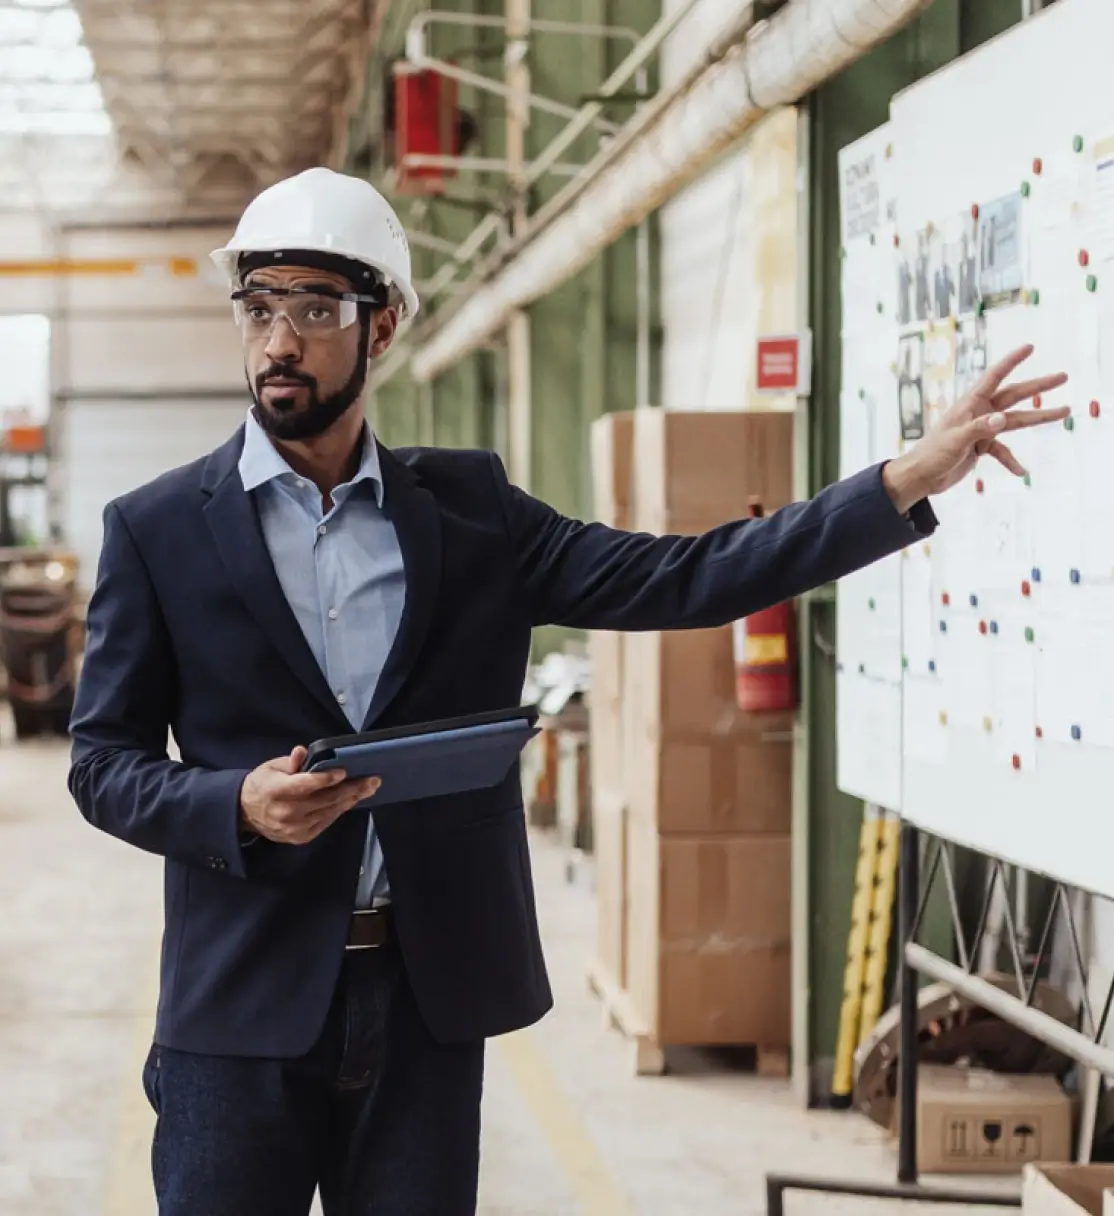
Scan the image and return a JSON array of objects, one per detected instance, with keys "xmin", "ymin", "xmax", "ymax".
[{"xmin": 732, "ymin": 499, "xmax": 798, "ymax": 713}]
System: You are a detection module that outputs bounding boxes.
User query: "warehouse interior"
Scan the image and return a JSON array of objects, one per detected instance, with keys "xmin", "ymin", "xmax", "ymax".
[{"xmin": 6, "ymin": 0, "xmax": 1114, "ymax": 1213}]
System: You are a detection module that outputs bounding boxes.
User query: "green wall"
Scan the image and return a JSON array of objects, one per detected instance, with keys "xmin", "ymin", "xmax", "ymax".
[
  {"xmin": 805, "ymin": 0, "xmax": 1024, "ymax": 1091},
  {"xmin": 359, "ymin": 0, "xmax": 659, "ymax": 532}
]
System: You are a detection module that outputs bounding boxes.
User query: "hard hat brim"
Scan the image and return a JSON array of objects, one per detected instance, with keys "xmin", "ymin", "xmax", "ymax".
[{"xmin": 209, "ymin": 243, "xmax": 419, "ymax": 320}]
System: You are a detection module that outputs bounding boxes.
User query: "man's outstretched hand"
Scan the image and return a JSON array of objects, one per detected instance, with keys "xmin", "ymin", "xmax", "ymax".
[
  {"xmin": 882, "ymin": 344, "xmax": 1070, "ymax": 514},
  {"xmin": 240, "ymin": 746, "xmax": 381, "ymax": 846}
]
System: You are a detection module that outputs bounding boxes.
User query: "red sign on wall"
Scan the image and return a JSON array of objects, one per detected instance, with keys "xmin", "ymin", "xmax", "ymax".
[{"xmin": 756, "ymin": 332, "xmax": 811, "ymax": 394}]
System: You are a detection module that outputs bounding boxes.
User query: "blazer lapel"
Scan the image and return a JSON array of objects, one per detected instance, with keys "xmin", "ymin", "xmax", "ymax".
[
  {"xmin": 200, "ymin": 427, "xmax": 351, "ymax": 727},
  {"xmin": 362, "ymin": 443, "xmax": 443, "ymax": 729}
]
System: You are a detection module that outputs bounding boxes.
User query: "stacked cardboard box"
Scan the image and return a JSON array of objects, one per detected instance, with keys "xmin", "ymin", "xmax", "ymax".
[
  {"xmin": 588, "ymin": 412, "xmax": 634, "ymax": 986},
  {"xmin": 589, "ymin": 408, "xmax": 797, "ymax": 1050}
]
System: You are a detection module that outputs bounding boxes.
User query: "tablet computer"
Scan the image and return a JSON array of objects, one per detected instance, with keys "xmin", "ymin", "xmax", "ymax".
[{"xmin": 302, "ymin": 704, "xmax": 540, "ymax": 808}]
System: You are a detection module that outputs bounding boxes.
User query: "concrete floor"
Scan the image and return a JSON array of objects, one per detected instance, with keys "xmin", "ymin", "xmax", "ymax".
[{"xmin": 0, "ymin": 722, "xmax": 1022, "ymax": 1215}]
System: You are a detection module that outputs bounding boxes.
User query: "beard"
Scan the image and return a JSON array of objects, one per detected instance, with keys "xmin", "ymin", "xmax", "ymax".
[{"xmin": 248, "ymin": 325, "xmax": 371, "ymax": 442}]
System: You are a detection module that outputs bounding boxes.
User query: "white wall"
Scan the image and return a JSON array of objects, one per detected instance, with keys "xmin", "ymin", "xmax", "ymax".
[
  {"xmin": 659, "ymin": 1, "xmax": 799, "ymax": 411},
  {"xmin": 36, "ymin": 223, "xmax": 247, "ymax": 590}
]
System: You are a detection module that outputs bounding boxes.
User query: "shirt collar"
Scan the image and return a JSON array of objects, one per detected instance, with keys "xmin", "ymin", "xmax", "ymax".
[{"xmin": 238, "ymin": 408, "xmax": 385, "ymax": 508}]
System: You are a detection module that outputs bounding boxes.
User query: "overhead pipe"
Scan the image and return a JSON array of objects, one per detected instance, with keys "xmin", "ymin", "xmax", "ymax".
[{"xmin": 409, "ymin": 0, "xmax": 934, "ymax": 384}]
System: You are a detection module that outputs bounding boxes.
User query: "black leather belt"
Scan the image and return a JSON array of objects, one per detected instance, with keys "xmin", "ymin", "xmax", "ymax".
[{"xmin": 346, "ymin": 906, "xmax": 393, "ymax": 951}]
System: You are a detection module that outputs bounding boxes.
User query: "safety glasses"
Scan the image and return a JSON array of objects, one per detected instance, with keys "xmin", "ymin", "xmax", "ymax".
[{"xmin": 230, "ymin": 285, "xmax": 385, "ymax": 338}]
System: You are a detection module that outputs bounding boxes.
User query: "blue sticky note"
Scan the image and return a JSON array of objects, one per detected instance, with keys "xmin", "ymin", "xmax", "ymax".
[
  {"xmin": 928, "ymin": 660, "xmax": 936, "ymax": 673},
  {"xmin": 1071, "ymin": 725, "xmax": 1082, "ymax": 741},
  {"xmin": 990, "ymin": 621, "xmax": 999, "ymax": 634},
  {"xmin": 970, "ymin": 593, "xmax": 978, "ymax": 607},
  {"xmin": 1071, "ymin": 569, "xmax": 1081, "ymax": 585},
  {"xmin": 1032, "ymin": 567, "xmax": 1042, "ymax": 582},
  {"xmin": 939, "ymin": 621, "xmax": 948, "ymax": 633}
]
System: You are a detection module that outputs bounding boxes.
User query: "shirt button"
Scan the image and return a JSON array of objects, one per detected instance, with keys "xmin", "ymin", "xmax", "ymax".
[
  {"xmin": 328, "ymin": 608, "xmax": 338, "ymax": 620},
  {"xmin": 337, "ymin": 692, "xmax": 347, "ymax": 706},
  {"xmin": 318, "ymin": 524, "xmax": 327, "ymax": 536}
]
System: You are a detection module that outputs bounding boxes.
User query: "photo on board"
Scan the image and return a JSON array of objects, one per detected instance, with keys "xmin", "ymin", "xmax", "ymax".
[
  {"xmin": 978, "ymin": 193, "xmax": 1024, "ymax": 307},
  {"xmin": 913, "ymin": 229, "xmax": 932, "ymax": 323},
  {"xmin": 923, "ymin": 322, "xmax": 957, "ymax": 431},
  {"xmin": 896, "ymin": 238, "xmax": 915, "ymax": 327},
  {"xmin": 955, "ymin": 213, "xmax": 979, "ymax": 316},
  {"xmin": 929, "ymin": 227, "xmax": 953, "ymax": 322},
  {"xmin": 955, "ymin": 314, "xmax": 988, "ymax": 400},
  {"xmin": 897, "ymin": 332, "xmax": 926, "ymax": 441}
]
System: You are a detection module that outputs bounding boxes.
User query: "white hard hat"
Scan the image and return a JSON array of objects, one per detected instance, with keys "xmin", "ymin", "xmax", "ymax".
[{"xmin": 210, "ymin": 167, "xmax": 419, "ymax": 319}]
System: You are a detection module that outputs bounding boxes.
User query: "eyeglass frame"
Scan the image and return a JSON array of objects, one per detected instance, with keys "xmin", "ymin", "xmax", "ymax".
[{"xmin": 229, "ymin": 284, "xmax": 390, "ymax": 338}]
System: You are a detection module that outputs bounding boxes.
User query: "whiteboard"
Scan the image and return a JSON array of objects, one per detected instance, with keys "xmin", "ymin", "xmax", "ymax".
[
  {"xmin": 837, "ymin": 0, "xmax": 1114, "ymax": 899},
  {"xmin": 836, "ymin": 122, "xmax": 904, "ymax": 810}
]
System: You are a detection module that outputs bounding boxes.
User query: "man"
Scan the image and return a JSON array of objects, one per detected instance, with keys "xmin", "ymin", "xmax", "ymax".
[{"xmin": 68, "ymin": 168, "xmax": 1068, "ymax": 1215}]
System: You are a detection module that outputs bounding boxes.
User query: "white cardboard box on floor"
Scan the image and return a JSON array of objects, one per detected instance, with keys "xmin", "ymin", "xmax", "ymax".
[{"xmin": 1022, "ymin": 1164, "xmax": 1114, "ymax": 1214}]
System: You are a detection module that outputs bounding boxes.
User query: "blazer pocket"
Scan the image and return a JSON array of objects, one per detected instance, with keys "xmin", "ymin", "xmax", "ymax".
[{"xmin": 428, "ymin": 803, "xmax": 523, "ymax": 837}]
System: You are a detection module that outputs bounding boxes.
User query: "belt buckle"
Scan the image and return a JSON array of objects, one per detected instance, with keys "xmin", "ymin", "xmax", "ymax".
[{"xmin": 346, "ymin": 907, "xmax": 386, "ymax": 952}]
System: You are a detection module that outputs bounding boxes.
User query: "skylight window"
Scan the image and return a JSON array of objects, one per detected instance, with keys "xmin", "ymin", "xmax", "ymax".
[{"xmin": 0, "ymin": 0, "xmax": 110, "ymax": 135}]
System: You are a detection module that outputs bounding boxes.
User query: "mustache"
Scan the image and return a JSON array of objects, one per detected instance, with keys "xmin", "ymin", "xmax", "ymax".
[{"xmin": 256, "ymin": 364, "xmax": 317, "ymax": 394}]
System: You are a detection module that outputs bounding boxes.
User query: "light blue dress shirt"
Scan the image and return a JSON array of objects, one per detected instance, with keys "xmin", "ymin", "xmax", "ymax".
[{"xmin": 238, "ymin": 410, "xmax": 405, "ymax": 907}]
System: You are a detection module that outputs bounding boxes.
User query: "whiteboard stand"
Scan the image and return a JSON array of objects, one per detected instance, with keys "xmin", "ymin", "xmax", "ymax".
[{"xmin": 767, "ymin": 824, "xmax": 1114, "ymax": 1212}]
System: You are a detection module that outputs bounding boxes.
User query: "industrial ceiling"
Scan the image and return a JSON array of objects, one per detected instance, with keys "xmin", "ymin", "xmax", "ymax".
[{"xmin": 0, "ymin": 0, "xmax": 381, "ymax": 216}]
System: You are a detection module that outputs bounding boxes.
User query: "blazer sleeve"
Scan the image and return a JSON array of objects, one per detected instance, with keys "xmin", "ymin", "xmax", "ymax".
[
  {"xmin": 68, "ymin": 501, "xmax": 254, "ymax": 876},
  {"xmin": 489, "ymin": 454, "xmax": 936, "ymax": 630}
]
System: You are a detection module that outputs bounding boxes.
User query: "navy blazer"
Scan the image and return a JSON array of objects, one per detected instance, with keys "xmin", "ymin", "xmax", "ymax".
[{"xmin": 68, "ymin": 428, "xmax": 934, "ymax": 1057}]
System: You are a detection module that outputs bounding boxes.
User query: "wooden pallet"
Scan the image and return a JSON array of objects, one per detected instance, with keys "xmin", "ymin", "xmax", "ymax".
[
  {"xmin": 586, "ymin": 956, "xmax": 791, "ymax": 1080},
  {"xmin": 586, "ymin": 956, "xmax": 665, "ymax": 1075}
]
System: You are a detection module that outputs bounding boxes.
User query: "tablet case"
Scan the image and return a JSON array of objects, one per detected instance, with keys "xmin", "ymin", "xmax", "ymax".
[{"xmin": 303, "ymin": 709, "xmax": 540, "ymax": 808}]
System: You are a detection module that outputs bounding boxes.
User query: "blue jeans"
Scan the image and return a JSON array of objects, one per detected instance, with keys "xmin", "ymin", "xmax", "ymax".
[{"xmin": 142, "ymin": 942, "xmax": 484, "ymax": 1215}]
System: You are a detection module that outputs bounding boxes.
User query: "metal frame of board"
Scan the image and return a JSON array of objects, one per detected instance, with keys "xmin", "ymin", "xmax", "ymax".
[{"xmin": 766, "ymin": 822, "xmax": 1114, "ymax": 1211}]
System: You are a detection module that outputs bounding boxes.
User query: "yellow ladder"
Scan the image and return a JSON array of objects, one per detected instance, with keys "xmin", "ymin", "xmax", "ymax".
[{"xmin": 831, "ymin": 805, "xmax": 900, "ymax": 1106}]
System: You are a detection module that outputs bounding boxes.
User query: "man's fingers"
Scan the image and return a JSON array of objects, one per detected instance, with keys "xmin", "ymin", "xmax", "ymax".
[
  {"xmin": 272, "ymin": 775, "xmax": 381, "ymax": 819},
  {"xmin": 992, "ymin": 373, "xmax": 1069, "ymax": 411},
  {"xmin": 278, "ymin": 769, "xmax": 349, "ymax": 798},
  {"xmin": 988, "ymin": 440, "xmax": 1026, "ymax": 478},
  {"xmin": 974, "ymin": 343, "xmax": 1034, "ymax": 396},
  {"xmin": 1001, "ymin": 406, "xmax": 1071, "ymax": 430}
]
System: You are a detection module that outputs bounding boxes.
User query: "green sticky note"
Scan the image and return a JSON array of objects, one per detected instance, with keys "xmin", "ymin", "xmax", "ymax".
[
  {"xmin": 1021, "ymin": 181, "xmax": 1031, "ymax": 198},
  {"xmin": 902, "ymin": 656, "xmax": 909, "ymax": 669},
  {"xmin": 869, "ymin": 598, "xmax": 876, "ymax": 610},
  {"xmin": 1030, "ymin": 289, "xmax": 1041, "ymax": 306},
  {"xmin": 1023, "ymin": 472, "xmax": 1032, "ymax": 487},
  {"xmin": 1025, "ymin": 627, "xmax": 1035, "ymax": 643},
  {"xmin": 869, "ymin": 232, "xmax": 876, "ymax": 246},
  {"xmin": 1074, "ymin": 134, "xmax": 1085, "ymax": 153},
  {"xmin": 1065, "ymin": 416, "xmax": 1075, "ymax": 432},
  {"xmin": 1087, "ymin": 274, "xmax": 1099, "ymax": 292},
  {"xmin": 876, "ymin": 301, "xmax": 884, "ymax": 314}
]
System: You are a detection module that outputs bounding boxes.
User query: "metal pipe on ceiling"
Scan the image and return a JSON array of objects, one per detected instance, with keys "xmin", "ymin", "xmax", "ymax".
[{"xmin": 406, "ymin": 0, "xmax": 935, "ymax": 386}]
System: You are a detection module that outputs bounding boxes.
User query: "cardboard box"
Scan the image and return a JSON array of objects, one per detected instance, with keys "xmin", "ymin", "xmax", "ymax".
[
  {"xmin": 625, "ymin": 723, "xmax": 792, "ymax": 836},
  {"xmin": 626, "ymin": 824, "xmax": 790, "ymax": 1046},
  {"xmin": 619, "ymin": 628, "xmax": 792, "ymax": 835},
  {"xmin": 1023, "ymin": 1165, "xmax": 1114, "ymax": 1214},
  {"xmin": 631, "ymin": 409, "xmax": 793, "ymax": 535},
  {"xmin": 592, "ymin": 794, "xmax": 628, "ymax": 988},
  {"xmin": 917, "ymin": 1066, "xmax": 1072, "ymax": 1175},
  {"xmin": 590, "ymin": 411, "xmax": 635, "ymax": 529},
  {"xmin": 624, "ymin": 626, "xmax": 741, "ymax": 737}
]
